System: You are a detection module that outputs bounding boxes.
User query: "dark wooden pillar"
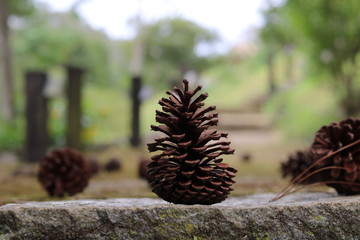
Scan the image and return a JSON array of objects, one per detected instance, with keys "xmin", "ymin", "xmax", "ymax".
[
  {"xmin": 65, "ymin": 66, "xmax": 83, "ymax": 149},
  {"xmin": 25, "ymin": 71, "xmax": 49, "ymax": 162},
  {"xmin": 130, "ymin": 75, "xmax": 141, "ymax": 147}
]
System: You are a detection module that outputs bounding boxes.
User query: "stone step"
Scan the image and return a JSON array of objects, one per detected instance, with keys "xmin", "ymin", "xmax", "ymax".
[
  {"xmin": 227, "ymin": 129, "xmax": 282, "ymax": 147},
  {"xmin": 218, "ymin": 112, "xmax": 272, "ymax": 131},
  {"xmin": 1, "ymin": 193, "xmax": 359, "ymax": 239}
]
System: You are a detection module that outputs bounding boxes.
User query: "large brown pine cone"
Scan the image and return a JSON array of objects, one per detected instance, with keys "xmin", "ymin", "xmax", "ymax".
[
  {"xmin": 281, "ymin": 150, "xmax": 325, "ymax": 184},
  {"xmin": 38, "ymin": 148, "xmax": 91, "ymax": 197},
  {"xmin": 147, "ymin": 79, "xmax": 237, "ymax": 205},
  {"xmin": 310, "ymin": 118, "xmax": 360, "ymax": 195}
]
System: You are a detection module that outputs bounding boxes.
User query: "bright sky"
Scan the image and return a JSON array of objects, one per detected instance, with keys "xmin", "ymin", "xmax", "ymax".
[{"xmin": 37, "ymin": 0, "xmax": 267, "ymax": 52}]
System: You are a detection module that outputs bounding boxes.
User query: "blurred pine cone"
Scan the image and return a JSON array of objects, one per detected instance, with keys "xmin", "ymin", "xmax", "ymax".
[
  {"xmin": 281, "ymin": 150, "xmax": 325, "ymax": 184},
  {"xmin": 104, "ymin": 158, "xmax": 122, "ymax": 172},
  {"xmin": 147, "ymin": 79, "xmax": 237, "ymax": 205},
  {"xmin": 38, "ymin": 148, "xmax": 91, "ymax": 197},
  {"xmin": 240, "ymin": 153, "xmax": 251, "ymax": 163},
  {"xmin": 88, "ymin": 157, "xmax": 101, "ymax": 176},
  {"xmin": 310, "ymin": 118, "xmax": 360, "ymax": 195},
  {"xmin": 138, "ymin": 158, "xmax": 155, "ymax": 183}
]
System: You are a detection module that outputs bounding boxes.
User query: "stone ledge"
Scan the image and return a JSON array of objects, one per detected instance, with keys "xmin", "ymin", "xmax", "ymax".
[{"xmin": 1, "ymin": 193, "xmax": 359, "ymax": 240}]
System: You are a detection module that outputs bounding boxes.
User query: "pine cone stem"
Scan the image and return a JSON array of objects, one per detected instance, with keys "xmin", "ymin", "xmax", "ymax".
[
  {"xmin": 287, "ymin": 180, "xmax": 360, "ymax": 197},
  {"xmin": 273, "ymin": 137, "xmax": 360, "ymax": 201}
]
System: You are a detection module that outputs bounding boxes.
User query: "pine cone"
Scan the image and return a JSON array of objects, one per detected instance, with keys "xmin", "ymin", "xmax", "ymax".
[
  {"xmin": 38, "ymin": 148, "xmax": 91, "ymax": 197},
  {"xmin": 138, "ymin": 158, "xmax": 155, "ymax": 183},
  {"xmin": 147, "ymin": 79, "xmax": 237, "ymax": 205},
  {"xmin": 310, "ymin": 118, "xmax": 360, "ymax": 195},
  {"xmin": 104, "ymin": 158, "xmax": 122, "ymax": 172},
  {"xmin": 281, "ymin": 150, "xmax": 325, "ymax": 184},
  {"xmin": 88, "ymin": 157, "xmax": 101, "ymax": 176},
  {"xmin": 240, "ymin": 153, "xmax": 251, "ymax": 163}
]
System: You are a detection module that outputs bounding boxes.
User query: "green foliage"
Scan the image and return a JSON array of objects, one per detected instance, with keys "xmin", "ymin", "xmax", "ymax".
[
  {"xmin": 81, "ymin": 84, "xmax": 130, "ymax": 145},
  {"xmin": 5, "ymin": 0, "xmax": 355, "ymax": 151},
  {"xmin": 260, "ymin": 0, "xmax": 360, "ymax": 115},
  {"xmin": 8, "ymin": 0, "xmax": 34, "ymax": 16},
  {"xmin": 48, "ymin": 99, "xmax": 66, "ymax": 146},
  {"xmin": 12, "ymin": 6, "xmax": 112, "ymax": 86},
  {"xmin": 0, "ymin": 118, "xmax": 23, "ymax": 151},
  {"xmin": 264, "ymin": 78, "xmax": 341, "ymax": 140},
  {"xmin": 142, "ymin": 17, "xmax": 219, "ymax": 88},
  {"xmin": 260, "ymin": 5, "xmax": 293, "ymax": 49},
  {"xmin": 284, "ymin": 0, "xmax": 360, "ymax": 74}
]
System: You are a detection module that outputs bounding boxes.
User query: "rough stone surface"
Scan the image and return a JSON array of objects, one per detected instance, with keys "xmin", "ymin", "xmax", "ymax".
[{"xmin": 1, "ymin": 193, "xmax": 360, "ymax": 239}]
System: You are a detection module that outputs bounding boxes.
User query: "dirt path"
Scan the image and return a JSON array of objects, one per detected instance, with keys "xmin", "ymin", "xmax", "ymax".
[{"xmin": 218, "ymin": 109, "xmax": 282, "ymax": 147}]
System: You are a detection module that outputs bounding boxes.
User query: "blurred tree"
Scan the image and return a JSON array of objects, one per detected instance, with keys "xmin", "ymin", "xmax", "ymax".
[
  {"xmin": 286, "ymin": 0, "xmax": 360, "ymax": 116},
  {"xmin": 260, "ymin": 3, "xmax": 295, "ymax": 95},
  {"xmin": 142, "ymin": 17, "xmax": 219, "ymax": 88},
  {"xmin": 12, "ymin": 5, "xmax": 112, "ymax": 86},
  {"xmin": 263, "ymin": 0, "xmax": 360, "ymax": 115},
  {"xmin": 0, "ymin": 0, "xmax": 34, "ymax": 120}
]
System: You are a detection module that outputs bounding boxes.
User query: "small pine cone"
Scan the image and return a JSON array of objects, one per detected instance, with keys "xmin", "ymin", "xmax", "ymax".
[
  {"xmin": 281, "ymin": 150, "xmax": 325, "ymax": 184},
  {"xmin": 104, "ymin": 158, "xmax": 122, "ymax": 172},
  {"xmin": 88, "ymin": 157, "xmax": 101, "ymax": 176},
  {"xmin": 138, "ymin": 158, "xmax": 155, "ymax": 183},
  {"xmin": 38, "ymin": 148, "xmax": 91, "ymax": 197},
  {"xmin": 310, "ymin": 118, "xmax": 360, "ymax": 195},
  {"xmin": 147, "ymin": 79, "xmax": 237, "ymax": 205},
  {"xmin": 240, "ymin": 153, "xmax": 251, "ymax": 163}
]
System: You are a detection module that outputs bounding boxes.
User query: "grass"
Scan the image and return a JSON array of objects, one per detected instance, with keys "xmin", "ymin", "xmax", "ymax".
[{"xmin": 264, "ymin": 77, "xmax": 342, "ymax": 141}]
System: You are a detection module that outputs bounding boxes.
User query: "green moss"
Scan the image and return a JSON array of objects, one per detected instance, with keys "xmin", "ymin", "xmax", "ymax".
[
  {"xmin": 150, "ymin": 208, "xmax": 210, "ymax": 240},
  {"xmin": 185, "ymin": 223, "xmax": 195, "ymax": 233},
  {"xmin": 193, "ymin": 236, "xmax": 206, "ymax": 240},
  {"xmin": 253, "ymin": 232, "xmax": 271, "ymax": 240},
  {"xmin": 313, "ymin": 215, "xmax": 325, "ymax": 221},
  {"xmin": 0, "ymin": 232, "xmax": 6, "ymax": 239},
  {"xmin": 129, "ymin": 230, "xmax": 138, "ymax": 236}
]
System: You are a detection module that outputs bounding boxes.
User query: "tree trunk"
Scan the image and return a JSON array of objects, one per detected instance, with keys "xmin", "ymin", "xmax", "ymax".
[
  {"xmin": 267, "ymin": 49, "xmax": 276, "ymax": 95},
  {"xmin": 284, "ymin": 44, "xmax": 294, "ymax": 85},
  {"xmin": 341, "ymin": 74, "xmax": 357, "ymax": 116},
  {"xmin": 341, "ymin": 57, "xmax": 359, "ymax": 116},
  {"xmin": 0, "ymin": 0, "xmax": 15, "ymax": 120}
]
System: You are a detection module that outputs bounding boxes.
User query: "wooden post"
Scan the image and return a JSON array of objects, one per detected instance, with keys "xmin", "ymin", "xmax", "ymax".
[
  {"xmin": 129, "ymin": 13, "xmax": 144, "ymax": 147},
  {"xmin": 25, "ymin": 71, "xmax": 49, "ymax": 162},
  {"xmin": 130, "ymin": 75, "xmax": 141, "ymax": 146},
  {"xmin": 65, "ymin": 66, "xmax": 83, "ymax": 149}
]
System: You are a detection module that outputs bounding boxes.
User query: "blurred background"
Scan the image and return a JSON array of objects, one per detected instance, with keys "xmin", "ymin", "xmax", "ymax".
[{"xmin": 0, "ymin": 0, "xmax": 359, "ymax": 202}]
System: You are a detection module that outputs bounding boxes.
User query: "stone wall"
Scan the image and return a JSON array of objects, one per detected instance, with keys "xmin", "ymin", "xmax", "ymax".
[{"xmin": 1, "ymin": 193, "xmax": 359, "ymax": 239}]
